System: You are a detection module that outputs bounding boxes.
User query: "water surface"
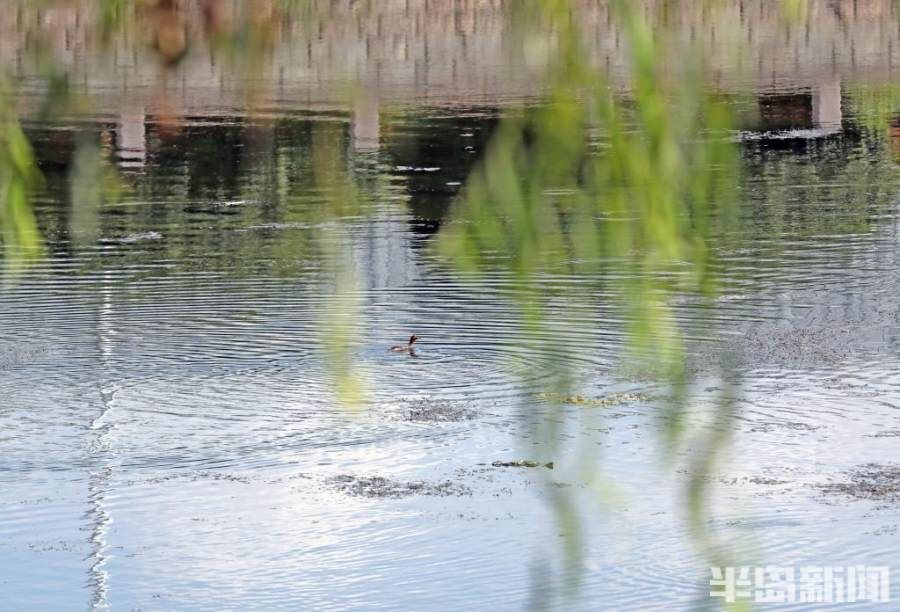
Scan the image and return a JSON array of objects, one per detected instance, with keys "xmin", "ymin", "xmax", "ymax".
[{"xmin": 3, "ymin": 6, "xmax": 900, "ymax": 608}]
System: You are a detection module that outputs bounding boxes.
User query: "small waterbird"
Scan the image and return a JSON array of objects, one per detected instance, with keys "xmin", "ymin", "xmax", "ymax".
[{"xmin": 390, "ymin": 334, "xmax": 419, "ymax": 353}]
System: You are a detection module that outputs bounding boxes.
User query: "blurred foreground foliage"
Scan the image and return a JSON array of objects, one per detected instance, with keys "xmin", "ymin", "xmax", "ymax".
[
  {"xmin": 0, "ymin": 83, "xmax": 44, "ymax": 276},
  {"xmin": 439, "ymin": 0, "xmax": 737, "ymax": 367},
  {"xmin": 436, "ymin": 0, "xmax": 742, "ymax": 589}
]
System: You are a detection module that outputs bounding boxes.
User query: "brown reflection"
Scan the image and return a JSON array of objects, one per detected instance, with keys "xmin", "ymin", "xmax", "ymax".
[
  {"xmin": 200, "ymin": 0, "xmax": 234, "ymax": 38},
  {"xmin": 150, "ymin": 93, "xmax": 184, "ymax": 142},
  {"xmin": 144, "ymin": 0, "xmax": 189, "ymax": 66},
  {"xmin": 890, "ymin": 117, "xmax": 900, "ymax": 164}
]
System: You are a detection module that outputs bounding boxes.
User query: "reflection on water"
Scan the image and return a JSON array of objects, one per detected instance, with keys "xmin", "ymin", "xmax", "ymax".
[
  {"xmin": 1, "ymin": 96, "xmax": 899, "ymax": 608},
  {"xmin": 3, "ymin": 1, "xmax": 900, "ymax": 110},
  {"xmin": 3, "ymin": 2, "xmax": 900, "ymax": 610}
]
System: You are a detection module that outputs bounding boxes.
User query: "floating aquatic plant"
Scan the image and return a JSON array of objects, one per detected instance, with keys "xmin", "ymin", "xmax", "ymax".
[{"xmin": 534, "ymin": 392, "xmax": 651, "ymax": 407}]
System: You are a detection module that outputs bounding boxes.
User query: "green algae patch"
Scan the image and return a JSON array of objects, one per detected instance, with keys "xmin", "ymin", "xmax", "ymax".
[{"xmin": 534, "ymin": 391, "xmax": 650, "ymax": 407}]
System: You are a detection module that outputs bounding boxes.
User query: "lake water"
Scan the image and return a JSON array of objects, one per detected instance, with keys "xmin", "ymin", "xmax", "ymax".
[{"xmin": 2, "ymin": 3, "xmax": 900, "ymax": 611}]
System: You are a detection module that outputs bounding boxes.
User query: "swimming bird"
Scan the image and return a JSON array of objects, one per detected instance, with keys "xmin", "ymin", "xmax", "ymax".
[{"xmin": 390, "ymin": 334, "xmax": 419, "ymax": 353}]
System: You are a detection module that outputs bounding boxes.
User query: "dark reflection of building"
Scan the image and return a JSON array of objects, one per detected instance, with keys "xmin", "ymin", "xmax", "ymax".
[
  {"xmin": 24, "ymin": 107, "xmax": 506, "ymax": 290},
  {"xmin": 383, "ymin": 111, "xmax": 499, "ymax": 238},
  {"xmin": 30, "ymin": 128, "xmax": 78, "ymax": 171},
  {"xmin": 748, "ymin": 77, "xmax": 844, "ymax": 149},
  {"xmin": 758, "ymin": 93, "xmax": 814, "ymax": 130},
  {"xmin": 755, "ymin": 78, "xmax": 842, "ymax": 132}
]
